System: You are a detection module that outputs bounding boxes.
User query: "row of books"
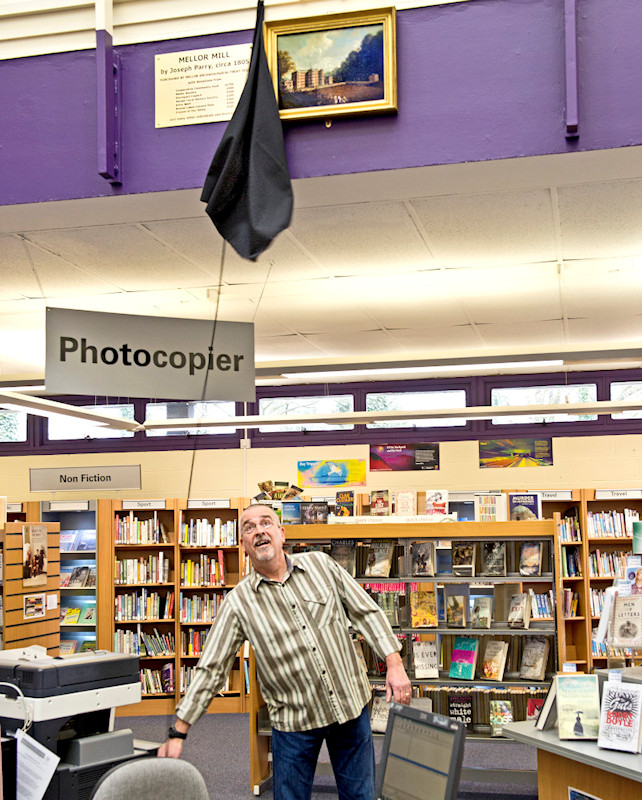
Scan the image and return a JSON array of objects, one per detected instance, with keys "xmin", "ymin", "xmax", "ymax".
[
  {"xmin": 178, "ymin": 591, "xmax": 227, "ymax": 623},
  {"xmin": 562, "ymin": 588, "xmax": 580, "ymax": 618},
  {"xmin": 179, "ymin": 518, "xmax": 237, "ymax": 547},
  {"xmin": 60, "ymin": 605, "xmax": 96, "ymax": 625},
  {"xmin": 114, "ymin": 589, "xmax": 175, "ymax": 621},
  {"xmin": 115, "ymin": 511, "xmax": 169, "ymax": 544},
  {"xmin": 558, "ymin": 515, "xmax": 581, "ymax": 542},
  {"xmin": 589, "ymin": 587, "xmax": 607, "ymax": 617},
  {"xmin": 59, "ymin": 638, "xmax": 96, "ymax": 655},
  {"xmin": 560, "ymin": 545, "xmax": 582, "ymax": 577},
  {"xmin": 180, "ymin": 666, "xmax": 230, "ymax": 694},
  {"xmin": 140, "ymin": 663, "xmax": 174, "ymax": 695},
  {"xmin": 179, "ymin": 551, "xmax": 226, "ymax": 587},
  {"xmin": 60, "ymin": 564, "xmax": 97, "ymax": 588},
  {"xmin": 115, "ymin": 554, "xmax": 170, "ymax": 585},
  {"xmin": 113, "ymin": 627, "xmax": 175, "ymax": 656},
  {"xmin": 536, "ymin": 674, "xmax": 642, "ymax": 754},
  {"xmin": 439, "ymin": 632, "xmax": 552, "ymax": 680},
  {"xmin": 181, "ymin": 627, "xmax": 211, "ymax": 657},
  {"xmin": 586, "ymin": 508, "xmax": 640, "ymax": 537},
  {"xmin": 60, "ymin": 529, "xmax": 97, "ymax": 552},
  {"xmin": 588, "ymin": 549, "xmax": 630, "ymax": 578},
  {"xmin": 447, "ymin": 635, "xmax": 550, "ymax": 682}
]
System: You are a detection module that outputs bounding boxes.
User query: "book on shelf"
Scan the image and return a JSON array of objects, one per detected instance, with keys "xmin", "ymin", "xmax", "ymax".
[
  {"xmin": 79, "ymin": 605, "xmax": 96, "ymax": 625},
  {"xmin": 410, "ymin": 589, "xmax": 438, "ymax": 628},
  {"xmin": 68, "ymin": 565, "xmax": 90, "ymax": 589},
  {"xmin": 281, "ymin": 502, "xmax": 302, "ymax": 525},
  {"xmin": 74, "ymin": 529, "xmax": 97, "ymax": 550},
  {"xmin": 556, "ymin": 674, "xmax": 601, "ymax": 740},
  {"xmin": 59, "ymin": 565, "xmax": 75, "ymax": 588},
  {"xmin": 363, "ymin": 540, "xmax": 395, "ymax": 578},
  {"xmin": 471, "ymin": 597, "xmax": 493, "ymax": 629},
  {"xmin": 85, "ymin": 567, "xmax": 97, "ymax": 588},
  {"xmin": 481, "ymin": 541, "xmax": 506, "ymax": 577},
  {"xmin": 63, "ymin": 607, "xmax": 82, "ymax": 625},
  {"xmin": 610, "ymin": 594, "xmax": 642, "ymax": 648},
  {"xmin": 519, "ymin": 541, "xmax": 543, "ymax": 576},
  {"xmin": 301, "ymin": 502, "xmax": 328, "ymax": 524},
  {"xmin": 395, "ymin": 490, "xmax": 416, "ymax": 516},
  {"xmin": 527, "ymin": 697, "xmax": 545, "ymax": 721},
  {"xmin": 425, "ymin": 490, "xmax": 448, "ymax": 518},
  {"xmin": 535, "ymin": 680, "xmax": 558, "ymax": 731},
  {"xmin": 451, "ymin": 542, "xmax": 476, "ymax": 577},
  {"xmin": 518, "ymin": 637, "xmax": 550, "ymax": 681},
  {"xmin": 335, "ymin": 490, "xmax": 354, "ymax": 517},
  {"xmin": 412, "ymin": 640, "xmax": 439, "ymax": 679},
  {"xmin": 446, "ymin": 594, "xmax": 467, "ymax": 628},
  {"xmin": 489, "ymin": 699, "xmax": 513, "ymax": 736},
  {"xmin": 507, "ymin": 593, "xmax": 531, "ymax": 629},
  {"xmin": 481, "ymin": 640, "xmax": 509, "ymax": 681},
  {"xmin": 370, "ymin": 693, "xmax": 391, "ymax": 733},
  {"xmin": 370, "ymin": 490, "xmax": 391, "ymax": 516},
  {"xmin": 329, "ymin": 539, "xmax": 357, "ymax": 577},
  {"xmin": 58, "ymin": 640, "xmax": 79, "ymax": 655},
  {"xmin": 410, "ymin": 541, "xmax": 435, "ymax": 577},
  {"xmin": 447, "ymin": 693, "xmax": 473, "ymax": 730},
  {"xmin": 597, "ymin": 680, "xmax": 642, "ymax": 754},
  {"xmin": 508, "ymin": 492, "xmax": 542, "ymax": 521},
  {"xmin": 448, "ymin": 637, "xmax": 479, "ymax": 680},
  {"xmin": 59, "ymin": 531, "xmax": 78, "ymax": 552},
  {"xmin": 474, "ymin": 492, "xmax": 508, "ymax": 522}
]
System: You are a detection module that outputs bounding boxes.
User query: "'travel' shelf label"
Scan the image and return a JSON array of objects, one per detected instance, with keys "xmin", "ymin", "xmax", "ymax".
[
  {"xmin": 541, "ymin": 490, "xmax": 573, "ymax": 501},
  {"xmin": 595, "ymin": 489, "xmax": 642, "ymax": 500}
]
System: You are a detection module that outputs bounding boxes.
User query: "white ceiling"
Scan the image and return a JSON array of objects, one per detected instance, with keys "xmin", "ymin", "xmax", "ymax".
[{"xmin": 1, "ymin": 145, "xmax": 642, "ymax": 387}]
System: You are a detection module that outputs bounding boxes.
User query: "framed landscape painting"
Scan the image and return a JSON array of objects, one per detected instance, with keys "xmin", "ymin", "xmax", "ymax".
[{"xmin": 264, "ymin": 8, "xmax": 397, "ymax": 121}]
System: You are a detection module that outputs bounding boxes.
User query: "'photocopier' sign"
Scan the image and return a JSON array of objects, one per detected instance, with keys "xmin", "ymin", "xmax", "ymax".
[{"xmin": 45, "ymin": 308, "xmax": 255, "ymax": 402}]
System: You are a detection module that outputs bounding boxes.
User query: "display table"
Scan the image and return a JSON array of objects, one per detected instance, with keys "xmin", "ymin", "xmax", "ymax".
[{"xmin": 504, "ymin": 720, "xmax": 642, "ymax": 800}]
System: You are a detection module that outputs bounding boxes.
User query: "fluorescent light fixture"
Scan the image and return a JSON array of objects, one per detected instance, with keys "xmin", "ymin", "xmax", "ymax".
[
  {"xmin": 281, "ymin": 360, "xmax": 564, "ymax": 380},
  {"xmin": 0, "ymin": 391, "xmax": 141, "ymax": 431},
  {"xmin": 0, "ymin": 380, "xmax": 46, "ymax": 392}
]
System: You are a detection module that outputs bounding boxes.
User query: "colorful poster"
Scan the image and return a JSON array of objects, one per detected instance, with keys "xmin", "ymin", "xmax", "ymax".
[
  {"xmin": 22, "ymin": 524, "xmax": 48, "ymax": 588},
  {"xmin": 369, "ymin": 444, "xmax": 440, "ymax": 472},
  {"xmin": 479, "ymin": 439, "xmax": 553, "ymax": 468},
  {"xmin": 23, "ymin": 593, "xmax": 46, "ymax": 620},
  {"xmin": 298, "ymin": 459, "xmax": 366, "ymax": 488}
]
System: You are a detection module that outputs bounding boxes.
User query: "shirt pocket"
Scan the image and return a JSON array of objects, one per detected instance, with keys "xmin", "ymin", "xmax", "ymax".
[{"xmin": 299, "ymin": 584, "xmax": 340, "ymax": 629}]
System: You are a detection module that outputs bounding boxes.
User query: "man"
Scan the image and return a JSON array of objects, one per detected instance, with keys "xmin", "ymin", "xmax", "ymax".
[{"xmin": 158, "ymin": 504, "xmax": 412, "ymax": 800}]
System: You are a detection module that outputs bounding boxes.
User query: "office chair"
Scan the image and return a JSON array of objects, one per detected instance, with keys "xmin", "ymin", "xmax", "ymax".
[{"xmin": 90, "ymin": 757, "xmax": 210, "ymax": 800}]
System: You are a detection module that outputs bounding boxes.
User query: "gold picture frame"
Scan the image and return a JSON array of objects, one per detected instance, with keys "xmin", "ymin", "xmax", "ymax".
[{"xmin": 264, "ymin": 7, "xmax": 397, "ymax": 121}]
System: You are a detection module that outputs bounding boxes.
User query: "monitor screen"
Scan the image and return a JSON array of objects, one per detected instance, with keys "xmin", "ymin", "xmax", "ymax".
[{"xmin": 376, "ymin": 704, "xmax": 465, "ymax": 800}]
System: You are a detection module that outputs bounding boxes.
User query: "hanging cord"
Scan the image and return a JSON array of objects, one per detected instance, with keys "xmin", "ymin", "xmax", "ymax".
[
  {"xmin": 0, "ymin": 682, "xmax": 32, "ymax": 732},
  {"xmin": 185, "ymin": 242, "xmax": 226, "ymax": 501}
]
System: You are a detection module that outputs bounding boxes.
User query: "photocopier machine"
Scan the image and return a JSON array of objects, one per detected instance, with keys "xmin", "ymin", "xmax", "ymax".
[{"xmin": 0, "ymin": 647, "xmax": 156, "ymax": 800}]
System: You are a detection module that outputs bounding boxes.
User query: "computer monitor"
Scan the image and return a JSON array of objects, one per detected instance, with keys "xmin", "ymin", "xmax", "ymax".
[{"xmin": 376, "ymin": 703, "xmax": 465, "ymax": 800}]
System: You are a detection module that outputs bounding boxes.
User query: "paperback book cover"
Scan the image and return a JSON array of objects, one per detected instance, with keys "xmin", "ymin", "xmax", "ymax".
[
  {"xmin": 448, "ymin": 637, "xmax": 479, "ymax": 680},
  {"xmin": 519, "ymin": 637, "xmax": 550, "ymax": 681},
  {"xmin": 471, "ymin": 597, "xmax": 493, "ymax": 629},
  {"xmin": 597, "ymin": 680, "xmax": 642, "ymax": 753},
  {"xmin": 335, "ymin": 490, "xmax": 354, "ymax": 517},
  {"xmin": 58, "ymin": 640, "xmax": 79, "ymax": 655},
  {"xmin": 395, "ymin": 490, "xmax": 417, "ymax": 516},
  {"xmin": 519, "ymin": 541, "xmax": 543, "ymax": 577},
  {"xmin": 535, "ymin": 681, "xmax": 558, "ymax": 731},
  {"xmin": 446, "ymin": 594, "xmax": 467, "ymax": 628},
  {"xmin": 508, "ymin": 492, "xmax": 542, "ymax": 521},
  {"xmin": 527, "ymin": 698, "xmax": 545, "ymax": 721},
  {"xmin": 474, "ymin": 492, "xmax": 508, "ymax": 522},
  {"xmin": 481, "ymin": 541, "xmax": 507, "ymax": 577},
  {"xmin": 447, "ymin": 694, "xmax": 473, "ymax": 730},
  {"xmin": 412, "ymin": 640, "xmax": 440, "ymax": 679},
  {"xmin": 62, "ymin": 607, "xmax": 82, "ymax": 625},
  {"xmin": 281, "ymin": 502, "xmax": 302, "ymax": 525},
  {"xmin": 490, "ymin": 699, "xmax": 513, "ymax": 736},
  {"xmin": 329, "ymin": 539, "xmax": 357, "ymax": 577},
  {"xmin": 481, "ymin": 640, "xmax": 508, "ymax": 681},
  {"xmin": 79, "ymin": 605, "xmax": 97, "ymax": 625},
  {"xmin": 74, "ymin": 529, "xmax": 97, "ymax": 551},
  {"xmin": 556, "ymin": 674, "xmax": 601, "ymax": 740},
  {"xmin": 364, "ymin": 540, "xmax": 395, "ymax": 578},
  {"xmin": 370, "ymin": 490, "xmax": 391, "ymax": 516},
  {"xmin": 370, "ymin": 694, "xmax": 391, "ymax": 733},
  {"xmin": 425, "ymin": 490, "xmax": 448, "ymax": 518},
  {"xmin": 410, "ymin": 541, "xmax": 435, "ymax": 577},
  {"xmin": 301, "ymin": 502, "xmax": 329, "ymax": 524},
  {"xmin": 452, "ymin": 541, "xmax": 476, "ymax": 577},
  {"xmin": 611, "ymin": 594, "xmax": 642, "ymax": 648},
  {"xmin": 68, "ymin": 566, "xmax": 90, "ymax": 588},
  {"xmin": 507, "ymin": 592, "xmax": 531, "ymax": 629},
  {"xmin": 85, "ymin": 567, "xmax": 97, "ymax": 588},
  {"xmin": 59, "ymin": 565, "xmax": 75, "ymax": 588},
  {"xmin": 410, "ymin": 589, "xmax": 438, "ymax": 628},
  {"xmin": 59, "ymin": 531, "xmax": 78, "ymax": 552}
]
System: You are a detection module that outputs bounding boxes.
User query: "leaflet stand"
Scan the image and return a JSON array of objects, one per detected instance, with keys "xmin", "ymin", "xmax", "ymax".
[{"xmin": 602, "ymin": 562, "xmax": 642, "ymax": 671}]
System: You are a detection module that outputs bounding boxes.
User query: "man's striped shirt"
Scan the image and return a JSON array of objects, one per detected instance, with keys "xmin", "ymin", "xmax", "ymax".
[{"xmin": 175, "ymin": 550, "xmax": 401, "ymax": 731}]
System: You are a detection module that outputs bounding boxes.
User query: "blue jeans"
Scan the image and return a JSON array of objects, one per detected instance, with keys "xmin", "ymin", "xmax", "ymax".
[{"xmin": 271, "ymin": 705, "xmax": 375, "ymax": 800}]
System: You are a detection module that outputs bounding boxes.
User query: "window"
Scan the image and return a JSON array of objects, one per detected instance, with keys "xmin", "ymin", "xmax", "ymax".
[
  {"xmin": 365, "ymin": 390, "xmax": 467, "ymax": 428},
  {"xmin": 490, "ymin": 384, "xmax": 597, "ymax": 425},
  {"xmin": 0, "ymin": 409, "xmax": 27, "ymax": 442},
  {"xmin": 610, "ymin": 381, "xmax": 642, "ymax": 419},
  {"xmin": 145, "ymin": 401, "xmax": 237, "ymax": 436},
  {"xmin": 258, "ymin": 395, "xmax": 354, "ymax": 432},
  {"xmin": 47, "ymin": 404, "xmax": 136, "ymax": 440}
]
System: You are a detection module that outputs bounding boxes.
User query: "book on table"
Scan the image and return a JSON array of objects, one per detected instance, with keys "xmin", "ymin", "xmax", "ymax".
[
  {"xmin": 556, "ymin": 674, "xmax": 601, "ymax": 740},
  {"xmin": 448, "ymin": 637, "xmax": 479, "ymax": 680},
  {"xmin": 535, "ymin": 681, "xmax": 558, "ymax": 731},
  {"xmin": 610, "ymin": 594, "xmax": 642, "ymax": 648},
  {"xmin": 597, "ymin": 680, "xmax": 642, "ymax": 753}
]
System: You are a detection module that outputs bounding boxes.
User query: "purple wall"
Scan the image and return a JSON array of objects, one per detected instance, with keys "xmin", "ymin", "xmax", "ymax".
[{"xmin": 1, "ymin": 0, "xmax": 640, "ymax": 205}]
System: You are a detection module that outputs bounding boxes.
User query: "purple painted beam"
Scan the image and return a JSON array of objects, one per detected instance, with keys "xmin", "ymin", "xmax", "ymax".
[
  {"xmin": 564, "ymin": 0, "xmax": 579, "ymax": 137},
  {"xmin": 96, "ymin": 29, "xmax": 121, "ymax": 182}
]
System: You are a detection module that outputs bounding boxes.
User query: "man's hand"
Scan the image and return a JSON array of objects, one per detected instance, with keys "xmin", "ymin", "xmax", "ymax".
[
  {"xmin": 385, "ymin": 651, "xmax": 412, "ymax": 705},
  {"xmin": 157, "ymin": 719, "xmax": 190, "ymax": 758}
]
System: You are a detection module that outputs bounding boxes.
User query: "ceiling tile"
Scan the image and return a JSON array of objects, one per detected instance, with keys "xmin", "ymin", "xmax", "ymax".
[{"xmin": 475, "ymin": 319, "xmax": 565, "ymax": 348}]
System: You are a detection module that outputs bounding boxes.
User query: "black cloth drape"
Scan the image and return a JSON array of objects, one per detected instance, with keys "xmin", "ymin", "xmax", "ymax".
[{"xmin": 201, "ymin": 1, "xmax": 293, "ymax": 261}]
